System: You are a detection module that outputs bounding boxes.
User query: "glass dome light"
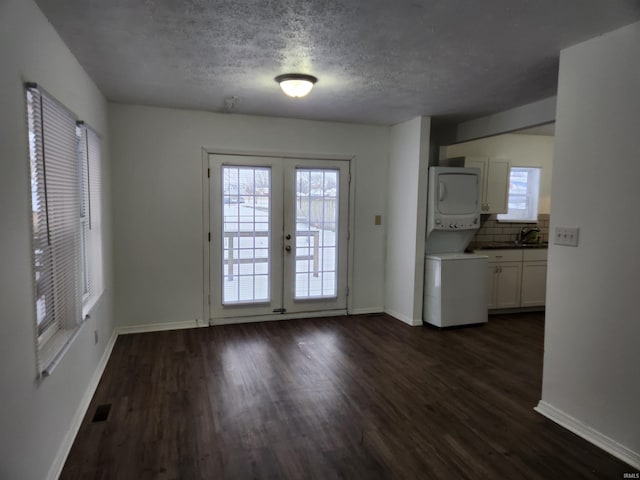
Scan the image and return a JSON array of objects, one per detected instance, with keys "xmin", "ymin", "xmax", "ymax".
[{"xmin": 275, "ymin": 74, "xmax": 318, "ymax": 98}]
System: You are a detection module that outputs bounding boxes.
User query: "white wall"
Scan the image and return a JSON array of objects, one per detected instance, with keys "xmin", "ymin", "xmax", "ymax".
[
  {"xmin": 0, "ymin": 0, "xmax": 115, "ymax": 479},
  {"xmin": 537, "ymin": 21, "xmax": 640, "ymax": 467},
  {"xmin": 109, "ymin": 104, "xmax": 390, "ymax": 328},
  {"xmin": 445, "ymin": 133, "xmax": 555, "ymax": 214},
  {"xmin": 455, "ymin": 96, "xmax": 557, "ymax": 143},
  {"xmin": 385, "ymin": 117, "xmax": 431, "ymax": 325}
]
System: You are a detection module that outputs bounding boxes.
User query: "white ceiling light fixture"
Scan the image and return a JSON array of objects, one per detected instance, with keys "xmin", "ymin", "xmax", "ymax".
[{"xmin": 275, "ymin": 73, "xmax": 318, "ymax": 98}]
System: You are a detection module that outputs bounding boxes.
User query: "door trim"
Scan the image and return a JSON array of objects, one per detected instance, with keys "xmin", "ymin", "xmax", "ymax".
[{"xmin": 201, "ymin": 148, "xmax": 355, "ymax": 326}]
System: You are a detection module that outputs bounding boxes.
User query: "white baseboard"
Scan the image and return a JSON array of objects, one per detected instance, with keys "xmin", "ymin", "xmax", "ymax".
[
  {"xmin": 47, "ymin": 329, "xmax": 118, "ymax": 480},
  {"xmin": 535, "ymin": 401, "xmax": 640, "ymax": 470},
  {"xmin": 384, "ymin": 308, "xmax": 422, "ymax": 326},
  {"xmin": 349, "ymin": 307, "xmax": 384, "ymax": 315},
  {"xmin": 119, "ymin": 312, "xmax": 387, "ymax": 331},
  {"xmin": 116, "ymin": 319, "xmax": 207, "ymax": 335},
  {"xmin": 211, "ymin": 309, "xmax": 348, "ymax": 326}
]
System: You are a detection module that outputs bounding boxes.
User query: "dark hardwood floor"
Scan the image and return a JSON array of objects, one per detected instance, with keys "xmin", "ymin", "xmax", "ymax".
[{"xmin": 61, "ymin": 313, "xmax": 632, "ymax": 479}]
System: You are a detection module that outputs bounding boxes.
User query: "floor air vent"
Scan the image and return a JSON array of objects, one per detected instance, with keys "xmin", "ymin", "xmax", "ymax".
[{"xmin": 91, "ymin": 403, "xmax": 111, "ymax": 423}]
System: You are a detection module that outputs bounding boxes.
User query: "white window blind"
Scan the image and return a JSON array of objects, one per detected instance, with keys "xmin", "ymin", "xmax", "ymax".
[
  {"xmin": 26, "ymin": 84, "xmax": 84, "ymax": 376},
  {"xmin": 77, "ymin": 123, "xmax": 104, "ymax": 314}
]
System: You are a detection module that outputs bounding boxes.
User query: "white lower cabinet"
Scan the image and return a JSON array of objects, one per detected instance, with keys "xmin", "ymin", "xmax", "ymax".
[
  {"xmin": 486, "ymin": 250, "xmax": 523, "ymax": 309},
  {"xmin": 484, "ymin": 249, "xmax": 548, "ymax": 311},
  {"xmin": 521, "ymin": 250, "xmax": 548, "ymax": 307}
]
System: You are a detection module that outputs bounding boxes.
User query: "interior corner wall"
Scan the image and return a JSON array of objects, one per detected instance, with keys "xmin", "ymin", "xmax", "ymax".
[
  {"xmin": 0, "ymin": 0, "xmax": 115, "ymax": 479},
  {"xmin": 539, "ymin": 21, "xmax": 640, "ymax": 465},
  {"xmin": 385, "ymin": 116, "xmax": 431, "ymax": 325},
  {"xmin": 108, "ymin": 104, "xmax": 390, "ymax": 328}
]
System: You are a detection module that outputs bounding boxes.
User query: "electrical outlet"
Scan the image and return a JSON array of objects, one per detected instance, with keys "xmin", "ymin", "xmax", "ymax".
[
  {"xmin": 94, "ymin": 330, "xmax": 99, "ymax": 345},
  {"xmin": 554, "ymin": 226, "xmax": 580, "ymax": 247},
  {"xmin": 375, "ymin": 215, "xmax": 382, "ymax": 226}
]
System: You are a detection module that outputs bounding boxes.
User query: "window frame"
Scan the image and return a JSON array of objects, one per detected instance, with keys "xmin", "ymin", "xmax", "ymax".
[
  {"xmin": 77, "ymin": 122, "xmax": 104, "ymax": 317},
  {"xmin": 26, "ymin": 83, "xmax": 103, "ymax": 377},
  {"xmin": 497, "ymin": 166, "xmax": 542, "ymax": 223}
]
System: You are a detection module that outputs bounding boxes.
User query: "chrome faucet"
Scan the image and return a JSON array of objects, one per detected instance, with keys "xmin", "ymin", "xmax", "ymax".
[{"xmin": 519, "ymin": 227, "xmax": 541, "ymax": 244}]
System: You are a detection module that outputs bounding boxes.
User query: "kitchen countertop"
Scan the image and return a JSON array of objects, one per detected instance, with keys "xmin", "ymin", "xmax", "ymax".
[{"xmin": 468, "ymin": 241, "xmax": 549, "ymax": 251}]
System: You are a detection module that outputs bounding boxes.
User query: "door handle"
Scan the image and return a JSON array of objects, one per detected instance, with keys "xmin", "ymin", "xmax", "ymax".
[
  {"xmin": 285, "ymin": 245, "xmax": 292, "ymax": 252},
  {"xmin": 285, "ymin": 234, "xmax": 291, "ymax": 240}
]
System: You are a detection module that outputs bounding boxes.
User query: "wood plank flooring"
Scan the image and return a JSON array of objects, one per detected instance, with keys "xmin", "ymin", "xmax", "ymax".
[{"xmin": 61, "ymin": 313, "xmax": 633, "ymax": 479}]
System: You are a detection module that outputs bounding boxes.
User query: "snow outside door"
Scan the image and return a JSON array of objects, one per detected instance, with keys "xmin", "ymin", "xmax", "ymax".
[{"xmin": 209, "ymin": 154, "xmax": 349, "ymax": 322}]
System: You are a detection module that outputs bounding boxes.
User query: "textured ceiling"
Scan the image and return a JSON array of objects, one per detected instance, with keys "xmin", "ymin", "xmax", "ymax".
[{"xmin": 36, "ymin": 0, "xmax": 640, "ymax": 126}]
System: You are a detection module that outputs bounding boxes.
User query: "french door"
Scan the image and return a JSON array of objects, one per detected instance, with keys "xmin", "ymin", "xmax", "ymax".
[{"xmin": 209, "ymin": 154, "xmax": 349, "ymax": 322}]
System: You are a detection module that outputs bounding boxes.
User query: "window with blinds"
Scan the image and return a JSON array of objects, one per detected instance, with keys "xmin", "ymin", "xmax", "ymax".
[
  {"xmin": 26, "ymin": 84, "xmax": 103, "ymax": 377},
  {"xmin": 497, "ymin": 167, "xmax": 541, "ymax": 223},
  {"xmin": 77, "ymin": 122, "xmax": 104, "ymax": 314}
]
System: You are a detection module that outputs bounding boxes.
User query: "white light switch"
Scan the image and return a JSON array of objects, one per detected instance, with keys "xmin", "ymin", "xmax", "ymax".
[{"xmin": 554, "ymin": 226, "xmax": 580, "ymax": 247}]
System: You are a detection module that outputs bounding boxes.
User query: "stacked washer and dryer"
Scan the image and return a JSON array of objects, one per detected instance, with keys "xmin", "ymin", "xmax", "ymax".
[{"xmin": 423, "ymin": 167, "xmax": 488, "ymax": 327}]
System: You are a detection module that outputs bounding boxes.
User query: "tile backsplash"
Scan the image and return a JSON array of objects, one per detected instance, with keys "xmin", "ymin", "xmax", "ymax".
[{"xmin": 472, "ymin": 214, "xmax": 550, "ymax": 244}]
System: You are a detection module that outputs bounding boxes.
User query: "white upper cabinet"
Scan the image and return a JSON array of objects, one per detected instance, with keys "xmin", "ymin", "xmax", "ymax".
[
  {"xmin": 465, "ymin": 156, "xmax": 510, "ymax": 214},
  {"xmin": 443, "ymin": 156, "xmax": 510, "ymax": 214}
]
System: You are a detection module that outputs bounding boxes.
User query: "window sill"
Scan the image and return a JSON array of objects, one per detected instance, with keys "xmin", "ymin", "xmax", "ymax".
[
  {"xmin": 37, "ymin": 291, "xmax": 102, "ymax": 379},
  {"xmin": 38, "ymin": 321, "xmax": 85, "ymax": 379},
  {"xmin": 82, "ymin": 290, "xmax": 104, "ymax": 320}
]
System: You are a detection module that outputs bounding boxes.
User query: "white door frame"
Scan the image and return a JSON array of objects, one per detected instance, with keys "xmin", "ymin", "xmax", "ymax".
[{"xmin": 201, "ymin": 148, "xmax": 355, "ymax": 326}]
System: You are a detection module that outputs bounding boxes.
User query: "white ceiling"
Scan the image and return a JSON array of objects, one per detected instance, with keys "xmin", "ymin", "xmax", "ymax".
[{"xmin": 36, "ymin": 0, "xmax": 640, "ymax": 126}]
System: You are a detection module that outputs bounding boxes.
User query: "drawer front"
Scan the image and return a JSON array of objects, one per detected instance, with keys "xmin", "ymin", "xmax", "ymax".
[
  {"xmin": 523, "ymin": 249, "xmax": 548, "ymax": 262},
  {"xmin": 485, "ymin": 249, "xmax": 523, "ymax": 262}
]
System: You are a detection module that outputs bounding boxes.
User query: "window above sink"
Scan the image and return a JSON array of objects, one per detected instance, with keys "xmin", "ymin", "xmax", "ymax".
[{"xmin": 498, "ymin": 167, "xmax": 541, "ymax": 223}]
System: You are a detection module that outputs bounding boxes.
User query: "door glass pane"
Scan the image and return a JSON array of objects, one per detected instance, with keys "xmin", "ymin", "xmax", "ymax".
[
  {"xmin": 222, "ymin": 166, "xmax": 270, "ymax": 303},
  {"xmin": 294, "ymin": 169, "xmax": 338, "ymax": 299}
]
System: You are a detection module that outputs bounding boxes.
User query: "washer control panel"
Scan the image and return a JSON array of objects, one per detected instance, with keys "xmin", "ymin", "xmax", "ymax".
[{"xmin": 432, "ymin": 214, "xmax": 480, "ymax": 230}]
